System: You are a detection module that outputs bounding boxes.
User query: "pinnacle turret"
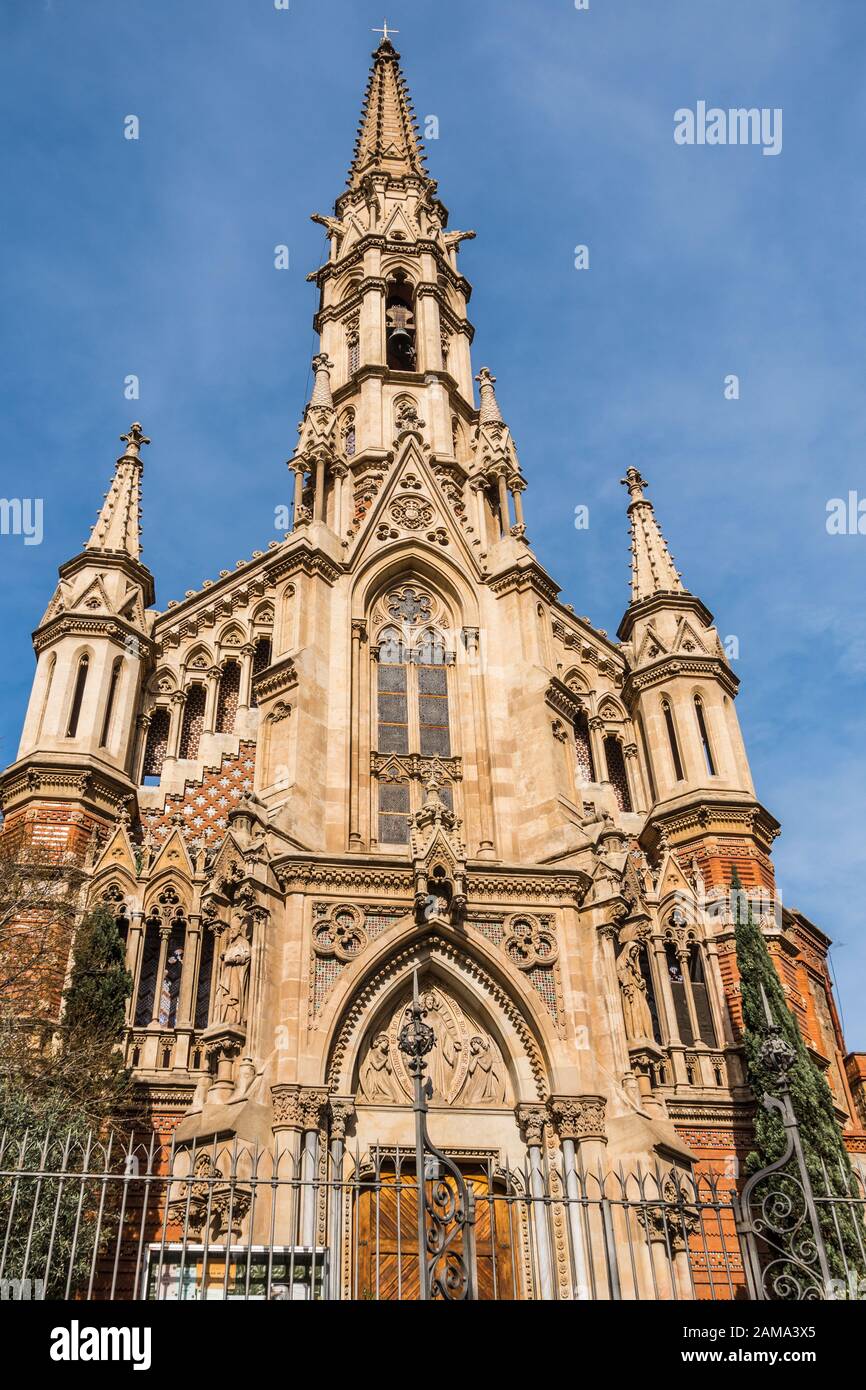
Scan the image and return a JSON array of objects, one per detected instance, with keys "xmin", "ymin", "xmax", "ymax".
[
  {"xmin": 86, "ymin": 422, "xmax": 149, "ymax": 560},
  {"xmin": 621, "ymin": 467, "xmax": 684, "ymax": 605}
]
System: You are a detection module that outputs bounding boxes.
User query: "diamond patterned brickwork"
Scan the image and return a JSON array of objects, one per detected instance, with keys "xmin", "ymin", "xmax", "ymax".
[{"xmin": 143, "ymin": 741, "xmax": 257, "ymax": 846}]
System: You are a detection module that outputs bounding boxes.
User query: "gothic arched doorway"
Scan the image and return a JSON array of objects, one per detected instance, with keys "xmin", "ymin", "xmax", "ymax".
[{"xmin": 341, "ymin": 965, "xmax": 542, "ymax": 1300}]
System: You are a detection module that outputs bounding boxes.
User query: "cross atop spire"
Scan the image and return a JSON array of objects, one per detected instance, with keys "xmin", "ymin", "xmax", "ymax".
[
  {"xmin": 85, "ymin": 421, "xmax": 148, "ymax": 559},
  {"xmin": 372, "ymin": 20, "xmax": 399, "ymax": 44},
  {"xmin": 621, "ymin": 467, "xmax": 685, "ymax": 604},
  {"xmin": 347, "ymin": 30, "xmax": 430, "ymax": 189}
]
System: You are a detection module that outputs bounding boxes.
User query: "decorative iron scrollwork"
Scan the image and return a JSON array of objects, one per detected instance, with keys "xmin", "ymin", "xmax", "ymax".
[{"xmin": 398, "ymin": 970, "xmax": 477, "ymax": 1300}]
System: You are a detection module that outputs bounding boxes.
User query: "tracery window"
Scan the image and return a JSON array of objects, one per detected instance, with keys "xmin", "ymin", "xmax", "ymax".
[
  {"xmin": 178, "ymin": 684, "xmax": 206, "ymax": 759},
  {"xmin": 215, "ymin": 660, "xmax": 240, "ymax": 734},
  {"xmin": 574, "ymin": 710, "xmax": 595, "ymax": 783},
  {"xmin": 662, "ymin": 698, "xmax": 684, "ymax": 781},
  {"xmin": 142, "ymin": 707, "xmax": 170, "ymax": 782},
  {"xmin": 341, "ymin": 408, "xmax": 357, "ymax": 458},
  {"xmin": 372, "ymin": 584, "xmax": 456, "ymax": 846},
  {"xmin": 664, "ymin": 935, "xmax": 717, "ymax": 1047},
  {"xmin": 604, "ymin": 735, "xmax": 632, "ymax": 813}
]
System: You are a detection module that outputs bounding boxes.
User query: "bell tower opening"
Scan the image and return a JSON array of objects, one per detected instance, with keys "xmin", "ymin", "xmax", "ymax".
[{"xmin": 385, "ymin": 271, "xmax": 416, "ymax": 370}]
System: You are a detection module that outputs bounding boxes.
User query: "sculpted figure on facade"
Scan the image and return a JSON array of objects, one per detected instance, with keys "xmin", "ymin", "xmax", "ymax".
[
  {"xmin": 215, "ymin": 909, "xmax": 252, "ymax": 1027},
  {"xmin": 358, "ymin": 1032, "xmax": 404, "ymax": 1103},
  {"xmin": 616, "ymin": 939, "xmax": 654, "ymax": 1042}
]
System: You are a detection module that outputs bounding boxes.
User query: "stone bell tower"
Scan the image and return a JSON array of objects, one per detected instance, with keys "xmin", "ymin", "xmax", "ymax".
[
  {"xmin": 617, "ymin": 466, "xmax": 779, "ymax": 893},
  {"xmin": 0, "ymin": 423, "xmax": 154, "ymax": 860}
]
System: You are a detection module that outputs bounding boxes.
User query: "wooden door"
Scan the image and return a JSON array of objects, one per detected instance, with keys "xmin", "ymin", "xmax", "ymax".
[{"xmin": 355, "ymin": 1165, "xmax": 518, "ymax": 1300}]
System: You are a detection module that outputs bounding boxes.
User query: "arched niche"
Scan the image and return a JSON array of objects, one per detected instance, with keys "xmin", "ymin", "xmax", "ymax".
[{"xmin": 324, "ymin": 933, "xmax": 551, "ymax": 1105}]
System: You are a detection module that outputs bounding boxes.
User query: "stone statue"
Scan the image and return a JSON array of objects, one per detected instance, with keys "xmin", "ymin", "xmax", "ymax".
[
  {"xmin": 461, "ymin": 1034, "xmax": 505, "ymax": 1105},
  {"xmin": 359, "ymin": 1032, "xmax": 402, "ymax": 1103},
  {"xmin": 616, "ymin": 941, "xmax": 654, "ymax": 1042},
  {"xmin": 215, "ymin": 911, "xmax": 252, "ymax": 1027}
]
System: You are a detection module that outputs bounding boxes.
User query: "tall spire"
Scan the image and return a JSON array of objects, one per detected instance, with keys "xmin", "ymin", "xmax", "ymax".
[
  {"xmin": 621, "ymin": 467, "xmax": 684, "ymax": 604},
  {"xmin": 347, "ymin": 36, "xmax": 430, "ymax": 189},
  {"xmin": 86, "ymin": 422, "xmax": 149, "ymax": 559}
]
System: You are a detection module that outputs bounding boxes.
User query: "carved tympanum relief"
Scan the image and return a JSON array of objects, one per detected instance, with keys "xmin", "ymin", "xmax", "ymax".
[{"xmin": 356, "ymin": 978, "xmax": 509, "ymax": 1107}]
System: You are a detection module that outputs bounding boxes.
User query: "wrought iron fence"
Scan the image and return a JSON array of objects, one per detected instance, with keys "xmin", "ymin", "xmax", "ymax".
[{"xmin": 3, "ymin": 1124, "xmax": 862, "ymax": 1302}]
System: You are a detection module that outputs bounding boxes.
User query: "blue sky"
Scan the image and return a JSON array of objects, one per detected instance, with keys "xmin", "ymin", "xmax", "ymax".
[{"xmin": 2, "ymin": 1, "xmax": 865, "ymax": 1040}]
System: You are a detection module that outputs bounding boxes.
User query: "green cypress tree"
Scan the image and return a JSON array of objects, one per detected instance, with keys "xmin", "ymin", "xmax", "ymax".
[
  {"xmin": 62, "ymin": 903, "xmax": 132, "ymax": 1042},
  {"xmin": 732, "ymin": 868, "xmax": 865, "ymax": 1293}
]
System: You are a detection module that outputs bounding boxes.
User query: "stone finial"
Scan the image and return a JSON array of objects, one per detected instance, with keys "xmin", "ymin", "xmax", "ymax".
[
  {"xmin": 309, "ymin": 353, "xmax": 334, "ymax": 411},
  {"xmin": 118, "ymin": 422, "xmax": 151, "ymax": 460},
  {"xmin": 475, "ymin": 367, "xmax": 504, "ymax": 425}
]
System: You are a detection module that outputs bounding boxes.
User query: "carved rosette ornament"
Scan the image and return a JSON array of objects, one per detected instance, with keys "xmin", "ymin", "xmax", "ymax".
[
  {"xmin": 547, "ymin": 1095, "xmax": 607, "ymax": 1144},
  {"xmin": 503, "ymin": 913, "xmax": 558, "ymax": 971},
  {"xmin": 390, "ymin": 494, "xmax": 435, "ymax": 532},
  {"xmin": 312, "ymin": 902, "xmax": 368, "ymax": 962}
]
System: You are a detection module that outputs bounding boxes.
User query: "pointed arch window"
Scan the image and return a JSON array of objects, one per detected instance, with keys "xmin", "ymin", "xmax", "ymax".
[
  {"xmin": 662, "ymin": 699, "xmax": 684, "ymax": 781},
  {"xmin": 66, "ymin": 654, "xmax": 89, "ymax": 738},
  {"xmin": 142, "ymin": 707, "xmax": 170, "ymax": 782},
  {"xmin": 637, "ymin": 713, "xmax": 657, "ymax": 803},
  {"xmin": 179, "ymin": 685, "xmax": 206, "ymax": 759},
  {"xmin": 341, "ymin": 409, "xmax": 357, "ymax": 459},
  {"xmin": 688, "ymin": 942, "xmax": 718, "ymax": 1046},
  {"xmin": 194, "ymin": 926, "xmax": 216, "ymax": 1030},
  {"xmin": 574, "ymin": 710, "xmax": 595, "ymax": 783},
  {"xmin": 417, "ymin": 628, "xmax": 451, "ymax": 758},
  {"xmin": 604, "ymin": 735, "xmax": 632, "ymax": 812},
  {"xmin": 215, "ymin": 660, "xmax": 240, "ymax": 734},
  {"xmin": 37, "ymin": 652, "xmax": 57, "ymax": 739},
  {"xmin": 134, "ymin": 911, "xmax": 162, "ymax": 1027},
  {"xmin": 373, "ymin": 610, "xmax": 455, "ymax": 845},
  {"xmin": 694, "ymin": 694, "xmax": 716, "ymax": 777},
  {"xmin": 99, "ymin": 657, "xmax": 123, "ymax": 748}
]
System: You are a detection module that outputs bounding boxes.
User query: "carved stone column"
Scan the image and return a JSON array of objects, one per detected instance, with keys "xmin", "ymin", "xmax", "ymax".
[
  {"xmin": 517, "ymin": 1104, "xmax": 554, "ymax": 1300},
  {"xmin": 588, "ymin": 716, "xmax": 607, "ymax": 791},
  {"xmin": 332, "ymin": 461, "xmax": 348, "ymax": 537},
  {"xmin": 202, "ymin": 667, "xmax": 222, "ymax": 736},
  {"xmin": 148, "ymin": 923, "xmax": 172, "ymax": 1028},
  {"xmin": 174, "ymin": 912, "xmax": 202, "ymax": 1043},
  {"xmin": 125, "ymin": 909, "xmax": 145, "ymax": 1026},
  {"xmin": 496, "ymin": 471, "xmax": 511, "ymax": 536},
  {"xmin": 327, "ymin": 1096, "xmax": 355, "ymax": 1300},
  {"xmin": 238, "ymin": 643, "xmax": 256, "ymax": 713},
  {"xmin": 469, "ymin": 477, "xmax": 488, "ymax": 552},
  {"xmin": 165, "ymin": 690, "xmax": 187, "ymax": 761},
  {"xmin": 548, "ymin": 1095, "xmax": 607, "ymax": 1300},
  {"xmin": 623, "ymin": 741, "xmax": 647, "ymax": 814},
  {"xmin": 512, "ymin": 480, "xmax": 526, "ymax": 529},
  {"xmin": 291, "ymin": 463, "xmax": 306, "ymax": 526},
  {"xmin": 133, "ymin": 713, "xmax": 151, "ymax": 783},
  {"xmin": 298, "ymin": 1087, "xmax": 329, "ymax": 1246},
  {"xmin": 349, "ymin": 619, "xmax": 367, "ymax": 849},
  {"xmin": 462, "ymin": 625, "xmax": 495, "ymax": 858},
  {"xmin": 313, "ymin": 455, "xmax": 326, "ymax": 522}
]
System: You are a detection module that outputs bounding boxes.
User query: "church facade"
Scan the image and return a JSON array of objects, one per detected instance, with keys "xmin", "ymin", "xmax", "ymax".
[{"xmin": 2, "ymin": 37, "xmax": 865, "ymax": 1290}]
